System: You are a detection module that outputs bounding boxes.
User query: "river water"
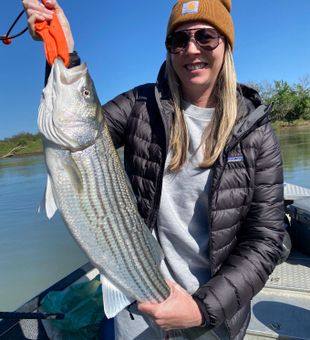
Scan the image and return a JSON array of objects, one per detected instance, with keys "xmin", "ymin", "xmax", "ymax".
[{"xmin": 0, "ymin": 126, "xmax": 309, "ymax": 311}]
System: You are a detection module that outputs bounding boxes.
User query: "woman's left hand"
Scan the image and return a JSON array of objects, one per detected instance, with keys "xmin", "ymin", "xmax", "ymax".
[{"xmin": 137, "ymin": 280, "xmax": 204, "ymax": 330}]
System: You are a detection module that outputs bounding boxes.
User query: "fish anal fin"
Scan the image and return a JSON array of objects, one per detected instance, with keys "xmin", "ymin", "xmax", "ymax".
[{"xmin": 100, "ymin": 274, "xmax": 134, "ymax": 319}]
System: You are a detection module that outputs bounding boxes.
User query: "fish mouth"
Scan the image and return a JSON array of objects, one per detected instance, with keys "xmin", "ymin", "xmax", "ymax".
[
  {"xmin": 53, "ymin": 57, "xmax": 88, "ymax": 85},
  {"xmin": 39, "ymin": 59, "xmax": 98, "ymax": 151}
]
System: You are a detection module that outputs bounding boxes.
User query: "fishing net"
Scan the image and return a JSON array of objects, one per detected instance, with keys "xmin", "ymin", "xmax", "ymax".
[{"xmin": 40, "ymin": 274, "xmax": 105, "ymax": 339}]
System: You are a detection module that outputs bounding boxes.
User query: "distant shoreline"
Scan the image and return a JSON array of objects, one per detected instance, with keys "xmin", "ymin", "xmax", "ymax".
[
  {"xmin": 0, "ymin": 122, "xmax": 309, "ymax": 159},
  {"xmin": 272, "ymin": 120, "xmax": 310, "ymax": 129},
  {"xmin": 0, "ymin": 133, "xmax": 42, "ymax": 159},
  {"xmin": 0, "ymin": 150, "xmax": 43, "ymax": 160}
]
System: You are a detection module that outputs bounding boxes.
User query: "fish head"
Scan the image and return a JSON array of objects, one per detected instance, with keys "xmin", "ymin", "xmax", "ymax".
[{"xmin": 38, "ymin": 58, "xmax": 104, "ymax": 150}]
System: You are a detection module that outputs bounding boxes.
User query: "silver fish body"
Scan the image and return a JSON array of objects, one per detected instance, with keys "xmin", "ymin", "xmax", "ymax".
[{"xmin": 38, "ymin": 58, "xmax": 169, "ymax": 315}]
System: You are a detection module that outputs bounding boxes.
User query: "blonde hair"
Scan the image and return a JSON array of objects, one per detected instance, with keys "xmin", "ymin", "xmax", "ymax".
[{"xmin": 166, "ymin": 45, "xmax": 237, "ymax": 171}]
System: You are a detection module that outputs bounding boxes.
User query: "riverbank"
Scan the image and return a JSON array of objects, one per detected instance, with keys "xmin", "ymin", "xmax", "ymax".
[
  {"xmin": 0, "ymin": 133, "xmax": 42, "ymax": 159},
  {"xmin": 272, "ymin": 119, "xmax": 310, "ymax": 129},
  {"xmin": 0, "ymin": 121, "xmax": 309, "ymax": 159}
]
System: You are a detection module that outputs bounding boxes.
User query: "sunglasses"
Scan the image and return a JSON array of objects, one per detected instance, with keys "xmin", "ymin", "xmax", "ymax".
[{"xmin": 165, "ymin": 28, "xmax": 223, "ymax": 54}]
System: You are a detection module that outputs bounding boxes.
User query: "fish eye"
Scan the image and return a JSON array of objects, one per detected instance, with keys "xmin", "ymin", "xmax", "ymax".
[{"xmin": 82, "ymin": 88, "xmax": 91, "ymax": 98}]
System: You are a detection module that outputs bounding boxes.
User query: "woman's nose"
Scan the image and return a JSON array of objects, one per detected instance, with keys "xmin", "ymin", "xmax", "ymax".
[{"xmin": 185, "ymin": 38, "xmax": 201, "ymax": 54}]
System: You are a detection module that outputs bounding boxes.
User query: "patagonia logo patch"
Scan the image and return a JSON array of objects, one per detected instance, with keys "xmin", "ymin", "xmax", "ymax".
[
  {"xmin": 182, "ymin": 1, "xmax": 199, "ymax": 15},
  {"xmin": 227, "ymin": 155, "xmax": 244, "ymax": 163}
]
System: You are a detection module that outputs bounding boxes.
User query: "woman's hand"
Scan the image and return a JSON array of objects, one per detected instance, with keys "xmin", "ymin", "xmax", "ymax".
[
  {"xmin": 22, "ymin": 0, "xmax": 74, "ymax": 52},
  {"xmin": 137, "ymin": 280, "xmax": 204, "ymax": 331}
]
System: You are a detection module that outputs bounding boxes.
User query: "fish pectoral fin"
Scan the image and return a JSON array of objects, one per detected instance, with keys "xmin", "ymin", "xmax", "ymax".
[
  {"xmin": 63, "ymin": 156, "xmax": 83, "ymax": 193},
  {"xmin": 100, "ymin": 274, "xmax": 134, "ymax": 319},
  {"xmin": 38, "ymin": 174, "xmax": 58, "ymax": 219}
]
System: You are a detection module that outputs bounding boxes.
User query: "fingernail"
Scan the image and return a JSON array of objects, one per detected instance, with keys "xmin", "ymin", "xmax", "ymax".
[{"xmin": 45, "ymin": 0, "xmax": 54, "ymax": 7}]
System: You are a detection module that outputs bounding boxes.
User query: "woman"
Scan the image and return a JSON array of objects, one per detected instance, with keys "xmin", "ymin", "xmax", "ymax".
[{"xmin": 23, "ymin": 0, "xmax": 285, "ymax": 339}]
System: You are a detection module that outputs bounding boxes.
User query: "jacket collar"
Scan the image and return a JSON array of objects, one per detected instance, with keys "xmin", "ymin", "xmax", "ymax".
[
  {"xmin": 155, "ymin": 61, "xmax": 172, "ymax": 101},
  {"xmin": 227, "ymin": 84, "xmax": 271, "ymax": 151}
]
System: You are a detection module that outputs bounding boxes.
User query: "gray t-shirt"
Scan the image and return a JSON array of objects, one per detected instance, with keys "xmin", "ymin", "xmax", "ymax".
[{"xmin": 156, "ymin": 103, "xmax": 214, "ymax": 293}]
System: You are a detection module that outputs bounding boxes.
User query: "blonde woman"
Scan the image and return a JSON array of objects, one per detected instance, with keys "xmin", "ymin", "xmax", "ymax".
[{"xmin": 23, "ymin": 0, "xmax": 284, "ymax": 339}]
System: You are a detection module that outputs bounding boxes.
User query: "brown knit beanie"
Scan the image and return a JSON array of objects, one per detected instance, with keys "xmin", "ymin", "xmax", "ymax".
[{"xmin": 167, "ymin": 0, "xmax": 234, "ymax": 49}]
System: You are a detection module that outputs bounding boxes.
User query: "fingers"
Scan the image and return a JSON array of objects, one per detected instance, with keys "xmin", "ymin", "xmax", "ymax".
[
  {"xmin": 165, "ymin": 280, "xmax": 188, "ymax": 299},
  {"xmin": 21, "ymin": 0, "xmax": 74, "ymax": 51},
  {"xmin": 53, "ymin": 6, "xmax": 75, "ymax": 52},
  {"xmin": 22, "ymin": 1, "xmax": 55, "ymax": 21},
  {"xmin": 137, "ymin": 299, "xmax": 159, "ymax": 315},
  {"xmin": 137, "ymin": 281, "xmax": 179, "ymax": 315},
  {"xmin": 137, "ymin": 280, "xmax": 203, "ymax": 330},
  {"xmin": 42, "ymin": 0, "xmax": 58, "ymax": 10},
  {"xmin": 166, "ymin": 280, "xmax": 184, "ymax": 292},
  {"xmin": 22, "ymin": 0, "xmax": 54, "ymax": 40}
]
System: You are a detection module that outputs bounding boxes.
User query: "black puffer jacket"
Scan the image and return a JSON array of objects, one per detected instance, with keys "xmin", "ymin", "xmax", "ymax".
[{"xmin": 102, "ymin": 63, "xmax": 284, "ymax": 339}]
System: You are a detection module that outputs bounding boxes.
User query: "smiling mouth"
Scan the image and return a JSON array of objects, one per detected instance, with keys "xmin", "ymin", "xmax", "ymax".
[{"xmin": 185, "ymin": 63, "xmax": 208, "ymax": 71}]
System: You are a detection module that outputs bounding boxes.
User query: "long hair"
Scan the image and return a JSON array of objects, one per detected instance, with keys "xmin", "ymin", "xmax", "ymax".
[{"xmin": 166, "ymin": 45, "xmax": 237, "ymax": 171}]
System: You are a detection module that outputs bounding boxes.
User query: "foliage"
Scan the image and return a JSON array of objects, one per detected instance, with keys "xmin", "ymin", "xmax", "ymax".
[
  {"xmin": 0, "ymin": 132, "xmax": 43, "ymax": 157},
  {"xmin": 246, "ymin": 75, "xmax": 310, "ymax": 122}
]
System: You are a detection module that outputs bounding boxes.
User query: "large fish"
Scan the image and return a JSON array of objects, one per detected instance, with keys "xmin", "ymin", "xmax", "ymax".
[
  {"xmin": 38, "ymin": 58, "xmax": 209, "ymax": 339},
  {"xmin": 38, "ymin": 58, "xmax": 169, "ymax": 317}
]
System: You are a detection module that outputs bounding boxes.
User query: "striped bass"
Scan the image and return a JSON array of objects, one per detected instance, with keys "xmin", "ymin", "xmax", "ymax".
[
  {"xmin": 38, "ymin": 58, "xmax": 210, "ymax": 339},
  {"xmin": 38, "ymin": 58, "xmax": 170, "ymax": 318}
]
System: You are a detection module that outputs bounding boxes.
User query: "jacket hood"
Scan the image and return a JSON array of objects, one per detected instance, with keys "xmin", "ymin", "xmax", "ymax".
[
  {"xmin": 229, "ymin": 85, "xmax": 272, "ymax": 151},
  {"xmin": 156, "ymin": 61, "xmax": 172, "ymax": 101}
]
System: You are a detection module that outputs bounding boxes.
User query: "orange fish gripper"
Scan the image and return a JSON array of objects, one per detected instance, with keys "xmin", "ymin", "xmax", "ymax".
[{"xmin": 35, "ymin": 0, "xmax": 69, "ymax": 67}]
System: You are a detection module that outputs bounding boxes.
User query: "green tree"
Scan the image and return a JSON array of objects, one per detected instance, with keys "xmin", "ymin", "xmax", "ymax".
[
  {"xmin": 294, "ymin": 79, "xmax": 310, "ymax": 120},
  {"xmin": 270, "ymin": 81, "xmax": 296, "ymax": 121},
  {"xmin": 247, "ymin": 77, "xmax": 310, "ymax": 122}
]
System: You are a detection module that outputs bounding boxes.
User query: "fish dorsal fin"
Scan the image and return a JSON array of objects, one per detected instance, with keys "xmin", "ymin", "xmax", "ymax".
[
  {"xmin": 100, "ymin": 274, "xmax": 134, "ymax": 319},
  {"xmin": 38, "ymin": 174, "xmax": 58, "ymax": 219}
]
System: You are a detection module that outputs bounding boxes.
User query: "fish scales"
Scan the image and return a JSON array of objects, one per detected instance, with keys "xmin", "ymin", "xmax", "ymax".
[
  {"xmin": 39, "ymin": 59, "xmax": 170, "ymax": 307},
  {"xmin": 95, "ymin": 145, "xmax": 155, "ymax": 294},
  {"xmin": 96, "ymin": 136, "xmax": 170, "ymax": 298},
  {"xmin": 73, "ymin": 138, "xmax": 169, "ymax": 301},
  {"xmin": 95, "ymin": 133, "xmax": 170, "ymax": 298},
  {"xmin": 99, "ymin": 137, "xmax": 170, "ymax": 300},
  {"xmin": 48, "ymin": 133, "xmax": 169, "ymax": 302}
]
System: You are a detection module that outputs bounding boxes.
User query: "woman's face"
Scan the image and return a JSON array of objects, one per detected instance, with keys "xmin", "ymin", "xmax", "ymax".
[{"xmin": 170, "ymin": 22, "xmax": 225, "ymax": 96}]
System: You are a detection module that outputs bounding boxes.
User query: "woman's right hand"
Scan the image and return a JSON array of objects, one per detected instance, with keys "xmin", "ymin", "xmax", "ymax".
[{"xmin": 22, "ymin": 0, "xmax": 75, "ymax": 52}]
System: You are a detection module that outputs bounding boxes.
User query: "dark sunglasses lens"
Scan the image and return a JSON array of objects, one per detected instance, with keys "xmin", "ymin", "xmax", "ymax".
[
  {"xmin": 195, "ymin": 29, "xmax": 219, "ymax": 50},
  {"xmin": 166, "ymin": 31, "xmax": 189, "ymax": 53}
]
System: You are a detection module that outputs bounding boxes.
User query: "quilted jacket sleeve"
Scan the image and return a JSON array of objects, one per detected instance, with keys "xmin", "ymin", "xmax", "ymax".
[
  {"xmin": 102, "ymin": 90, "xmax": 136, "ymax": 148},
  {"xmin": 193, "ymin": 123, "xmax": 285, "ymax": 328}
]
